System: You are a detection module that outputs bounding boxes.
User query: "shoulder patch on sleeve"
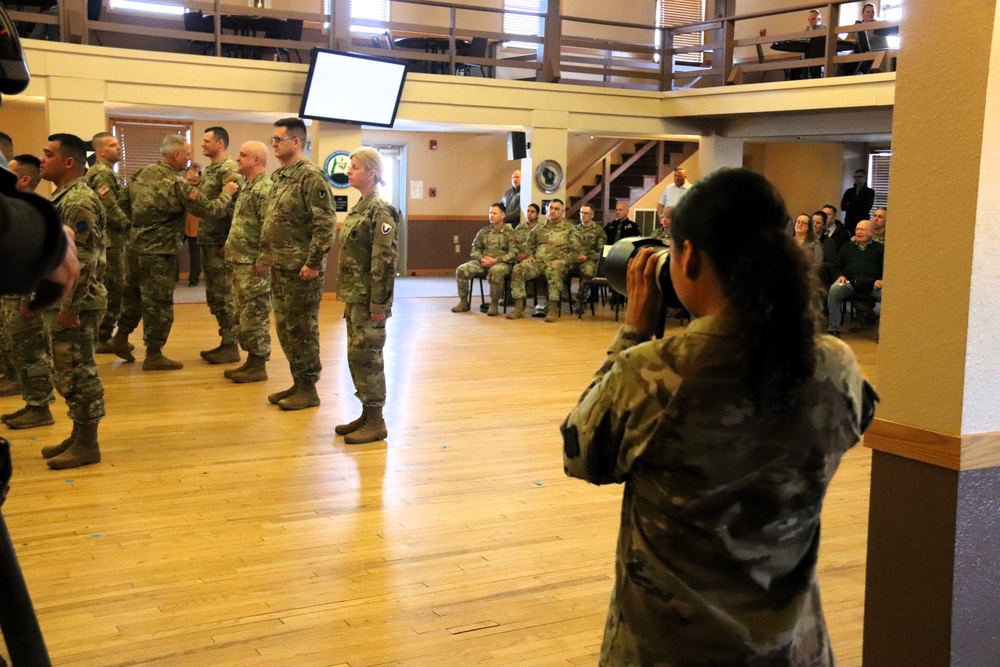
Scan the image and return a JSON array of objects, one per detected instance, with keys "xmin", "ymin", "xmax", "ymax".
[{"xmin": 381, "ymin": 222, "xmax": 393, "ymax": 235}]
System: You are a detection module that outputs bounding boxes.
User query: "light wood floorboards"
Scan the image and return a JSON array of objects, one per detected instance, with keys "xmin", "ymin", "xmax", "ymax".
[{"xmin": 0, "ymin": 295, "xmax": 878, "ymax": 666}]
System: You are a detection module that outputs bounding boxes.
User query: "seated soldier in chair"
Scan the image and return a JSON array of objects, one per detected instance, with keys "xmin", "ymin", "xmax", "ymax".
[
  {"xmin": 572, "ymin": 204, "xmax": 607, "ymax": 312},
  {"xmin": 452, "ymin": 202, "xmax": 516, "ymax": 316}
]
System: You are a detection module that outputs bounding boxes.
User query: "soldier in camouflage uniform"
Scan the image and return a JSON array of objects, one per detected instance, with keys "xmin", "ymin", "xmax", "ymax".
[
  {"xmin": 1, "ymin": 155, "xmax": 57, "ymax": 429},
  {"xmin": 197, "ymin": 127, "xmax": 245, "ymax": 365},
  {"xmin": 513, "ymin": 202, "xmax": 540, "ymax": 260},
  {"xmin": 86, "ymin": 133, "xmax": 131, "ymax": 353},
  {"xmin": 571, "ymin": 204, "xmax": 608, "ymax": 311},
  {"xmin": 37, "ymin": 133, "xmax": 109, "ymax": 470},
  {"xmin": 451, "ymin": 202, "xmax": 515, "ymax": 316},
  {"xmin": 649, "ymin": 206, "xmax": 672, "ymax": 242},
  {"xmin": 335, "ymin": 147, "xmax": 398, "ymax": 445},
  {"xmin": 561, "ymin": 168, "xmax": 877, "ymax": 667},
  {"xmin": 259, "ymin": 118, "xmax": 336, "ymax": 411},
  {"xmin": 507, "ymin": 199, "xmax": 576, "ymax": 322},
  {"xmin": 222, "ymin": 141, "xmax": 273, "ymax": 384},
  {"xmin": 113, "ymin": 135, "xmax": 238, "ymax": 371}
]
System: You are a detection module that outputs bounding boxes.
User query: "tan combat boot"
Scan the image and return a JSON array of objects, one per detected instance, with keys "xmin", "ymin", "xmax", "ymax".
[
  {"xmin": 335, "ymin": 406, "xmax": 368, "ymax": 436},
  {"xmin": 544, "ymin": 303, "xmax": 559, "ymax": 322},
  {"xmin": 223, "ymin": 358, "xmax": 250, "ymax": 379},
  {"xmin": 203, "ymin": 343, "xmax": 240, "ymax": 365},
  {"xmin": 1, "ymin": 405, "xmax": 29, "ymax": 424},
  {"xmin": 111, "ymin": 329, "xmax": 135, "ymax": 362},
  {"xmin": 6, "ymin": 405, "xmax": 55, "ymax": 430},
  {"xmin": 94, "ymin": 337, "xmax": 114, "ymax": 354},
  {"xmin": 200, "ymin": 343, "xmax": 223, "ymax": 360},
  {"xmin": 42, "ymin": 422, "xmax": 79, "ymax": 459},
  {"xmin": 344, "ymin": 406, "xmax": 387, "ymax": 444},
  {"xmin": 47, "ymin": 422, "xmax": 101, "ymax": 470},
  {"xmin": 143, "ymin": 348, "xmax": 184, "ymax": 371},
  {"xmin": 278, "ymin": 383, "xmax": 320, "ymax": 411},
  {"xmin": 230, "ymin": 355, "xmax": 267, "ymax": 383},
  {"xmin": 451, "ymin": 298, "xmax": 470, "ymax": 313},
  {"xmin": 506, "ymin": 298, "xmax": 526, "ymax": 319},
  {"xmin": 268, "ymin": 384, "xmax": 297, "ymax": 405},
  {"xmin": 487, "ymin": 285, "xmax": 500, "ymax": 316}
]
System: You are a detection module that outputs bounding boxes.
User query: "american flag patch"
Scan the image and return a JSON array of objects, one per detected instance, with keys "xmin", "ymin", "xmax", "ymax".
[{"xmin": 381, "ymin": 222, "xmax": 393, "ymax": 235}]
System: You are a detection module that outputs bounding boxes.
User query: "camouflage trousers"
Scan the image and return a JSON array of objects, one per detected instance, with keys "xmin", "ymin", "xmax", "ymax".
[
  {"xmin": 271, "ymin": 268, "xmax": 323, "ymax": 386},
  {"xmin": 200, "ymin": 242, "xmax": 237, "ymax": 345},
  {"xmin": 231, "ymin": 263, "xmax": 272, "ymax": 358},
  {"xmin": 98, "ymin": 238, "xmax": 128, "ymax": 341},
  {"xmin": 344, "ymin": 303, "xmax": 387, "ymax": 408},
  {"xmin": 1, "ymin": 297, "xmax": 54, "ymax": 407},
  {"xmin": 119, "ymin": 252, "xmax": 178, "ymax": 350},
  {"xmin": 455, "ymin": 260, "xmax": 510, "ymax": 300},
  {"xmin": 0, "ymin": 314, "xmax": 12, "ymax": 378},
  {"xmin": 575, "ymin": 261, "xmax": 598, "ymax": 303},
  {"xmin": 510, "ymin": 259, "xmax": 568, "ymax": 302},
  {"xmin": 44, "ymin": 310, "xmax": 105, "ymax": 424}
]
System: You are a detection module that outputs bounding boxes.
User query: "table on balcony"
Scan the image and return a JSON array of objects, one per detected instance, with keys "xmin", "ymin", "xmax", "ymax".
[{"xmin": 393, "ymin": 36, "xmax": 471, "ymax": 74}]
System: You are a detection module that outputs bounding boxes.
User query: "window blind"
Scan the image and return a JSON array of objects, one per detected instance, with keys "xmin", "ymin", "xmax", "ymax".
[
  {"xmin": 869, "ymin": 151, "xmax": 891, "ymax": 210},
  {"xmin": 658, "ymin": 0, "xmax": 704, "ymax": 65},
  {"xmin": 113, "ymin": 120, "xmax": 190, "ymax": 184}
]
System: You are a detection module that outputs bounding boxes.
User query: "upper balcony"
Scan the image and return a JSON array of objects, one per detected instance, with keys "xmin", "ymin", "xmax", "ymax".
[{"xmin": 9, "ymin": 0, "xmax": 899, "ymax": 94}]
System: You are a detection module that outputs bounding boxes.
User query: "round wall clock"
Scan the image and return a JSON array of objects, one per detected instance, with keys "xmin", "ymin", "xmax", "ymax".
[
  {"xmin": 323, "ymin": 150, "xmax": 351, "ymax": 188},
  {"xmin": 534, "ymin": 159, "xmax": 564, "ymax": 194}
]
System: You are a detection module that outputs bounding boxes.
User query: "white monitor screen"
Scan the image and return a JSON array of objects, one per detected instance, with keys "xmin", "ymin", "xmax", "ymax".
[{"xmin": 299, "ymin": 49, "xmax": 407, "ymax": 128}]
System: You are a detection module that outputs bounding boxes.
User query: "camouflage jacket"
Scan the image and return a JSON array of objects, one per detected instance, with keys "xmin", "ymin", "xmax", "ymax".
[
  {"xmin": 572, "ymin": 222, "xmax": 607, "ymax": 264},
  {"xmin": 84, "ymin": 160, "xmax": 131, "ymax": 244},
  {"xmin": 649, "ymin": 226, "xmax": 671, "ymax": 242},
  {"xmin": 336, "ymin": 189, "xmax": 398, "ymax": 317},
  {"xmin": 128, "ymin": 161, "xmax": 234, "ymax": 255},
  {"xmin": 469, "ymin": 223, "xmax": 516, "ymax": 264},
  {"xmin": 260, "ymin": 158, "xmax": 337, "ymax": 271},
  {"xmin": 52, "ymin": 177, "xmax": 107, "ymax": 315},
  {"xmin": 561, "ymin": 317, "xmax": 876, "ymax": 667},
  {"xmin": 513, "ymin": 219, "xmax": 538, "ymax": 259},
  {"xmin": 225, "ymin": 172, "xmax": 273, "ymax": 265},
  {"xmin": 198, "ymin": 156, "xmax": 244, "ymax": 245},
  {"xmin": 524, "ymin": 218, "xmax": 576, "ymax": 263}
]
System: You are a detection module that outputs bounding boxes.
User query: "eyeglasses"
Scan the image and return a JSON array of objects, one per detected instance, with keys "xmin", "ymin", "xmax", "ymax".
[{"xmin": 270, "ymin": 136, "xmax": 295, "ymax": 144}]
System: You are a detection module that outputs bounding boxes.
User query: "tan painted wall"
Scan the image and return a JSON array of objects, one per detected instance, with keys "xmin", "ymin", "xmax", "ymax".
[
  {"xmin": 362, "ymin": 129, "xmax": 515, "ymax": 216},
  {"xmin": 757, "ymin": 142, "xmax": 845, "ymax": 219}
]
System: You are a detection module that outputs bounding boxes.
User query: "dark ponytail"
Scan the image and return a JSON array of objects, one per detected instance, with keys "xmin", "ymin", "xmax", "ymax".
[{"xmin": 671, "ymin": 168, "xmax": 820, "ymax": 411}]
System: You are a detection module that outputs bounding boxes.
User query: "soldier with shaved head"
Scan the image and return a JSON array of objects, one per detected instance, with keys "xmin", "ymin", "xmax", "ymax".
[{"xmin": 221, "ymin": 141, "xmax": 274, "ymax": 383}]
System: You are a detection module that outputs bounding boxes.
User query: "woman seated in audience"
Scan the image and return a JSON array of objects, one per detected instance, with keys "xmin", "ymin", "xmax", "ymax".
[
  {"xmin": 790, "ymin": 213, "xmax": 823, "ymax": 272},
  {"xmin": 859, "ymin": 3, "xmax": 890, "ymax": 51}
]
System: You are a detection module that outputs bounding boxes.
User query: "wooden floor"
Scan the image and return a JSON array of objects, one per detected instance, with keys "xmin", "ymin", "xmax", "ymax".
[{"xmin": 0, "ymin": 293, "xmax": 879, "ymax": 666}]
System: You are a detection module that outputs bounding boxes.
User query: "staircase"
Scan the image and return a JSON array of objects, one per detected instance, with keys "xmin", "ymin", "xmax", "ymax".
[{"xmin": 567, "ymin": 140, "xmax": 697, "ymax": 222}]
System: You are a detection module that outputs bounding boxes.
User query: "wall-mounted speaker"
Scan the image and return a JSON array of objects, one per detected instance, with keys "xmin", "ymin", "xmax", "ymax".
[{"xmin": 508, "ymin": 131, "xmax": 528, "ymax": 161}]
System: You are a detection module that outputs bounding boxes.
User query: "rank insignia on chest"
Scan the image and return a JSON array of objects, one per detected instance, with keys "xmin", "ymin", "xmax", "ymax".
[{"xmin": 381, "ymin": 222, "xmax": 393, "ymax": 235}]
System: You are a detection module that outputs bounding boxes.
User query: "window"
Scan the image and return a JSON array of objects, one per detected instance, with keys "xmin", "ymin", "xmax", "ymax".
[
  {"xmin": 503, "ymin": 0, "xmax": 541, "ymax": 50},
  {"xmin": 108, "ymin": 0, "xmax": 184, "ymax": 16},
  {"xmin": 112, "ymin": 119, "xmax": 191, "ymax": 184},
  {"xmin": 322, "ymin": 0, "xmax": 390, "ymax": 33},
  {"xmin": 657, "ymin": 0, "xmax": 705, "ymax": 66},
  {"xmin": 880, "ymin": 0, "xmax": 902, "ymax": 49},
  {"xmin": 869, "ymin": 150, "xmax": 891, "ymax": 211}
]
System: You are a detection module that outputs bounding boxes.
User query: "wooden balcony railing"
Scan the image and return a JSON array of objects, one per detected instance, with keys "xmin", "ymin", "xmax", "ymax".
[{"xmin": 8, "ymin": 0, "xmax": 899, "ymax": 92}]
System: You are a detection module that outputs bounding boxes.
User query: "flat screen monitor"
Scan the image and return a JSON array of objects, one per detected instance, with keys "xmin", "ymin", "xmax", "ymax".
[{"xmin": 299, "ymin": 49, "xmax": 407, "ymax": 128}]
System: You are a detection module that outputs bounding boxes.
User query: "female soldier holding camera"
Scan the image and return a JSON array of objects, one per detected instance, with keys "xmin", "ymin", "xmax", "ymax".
[{"xmin": 562, "ymin": 168, "xmax": 876, "ymax": 666}]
